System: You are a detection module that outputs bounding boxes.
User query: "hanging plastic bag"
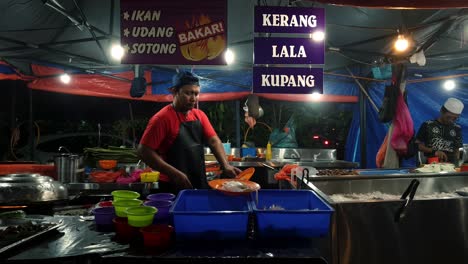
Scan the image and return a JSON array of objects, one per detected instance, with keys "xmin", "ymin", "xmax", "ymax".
[
  {"xmin": 391, "ymin": 90, "xmax": 414, "ymax": 156},
  {"xmin": 269, "ymin": 115, "xmax": 298, "ymax": 148},
  {"xmin": 378, "ymin": 84, "xmax": 399, "ymax": 123}
]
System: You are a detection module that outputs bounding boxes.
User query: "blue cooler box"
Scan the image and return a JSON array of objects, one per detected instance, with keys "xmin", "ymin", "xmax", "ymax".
[
  {"xmin": 170, "ymin": 190, "xmax": 252, "ymax": 240},
  {"xmin": 251, "ymin": 190, "xmax": 334, "ymax": 238}
]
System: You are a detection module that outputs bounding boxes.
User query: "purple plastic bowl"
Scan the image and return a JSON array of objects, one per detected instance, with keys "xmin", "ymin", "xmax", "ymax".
[
  {"xmin": 93, "ymin": 206, "xmax": 116, "ymax": 226},
  {"xmin": 147, "ymin": 193, "xmax": 176, "ymax": 202},
  {"xmin": 144, "ymin": 200, "xmax": 172, "ymax": 222}
]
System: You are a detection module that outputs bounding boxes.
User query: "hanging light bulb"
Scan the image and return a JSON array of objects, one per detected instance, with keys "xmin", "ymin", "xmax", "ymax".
[
  {"xmin": 110, "ymin": 44, "xmax": 125, "ymax": 60},
  {"xmin": 224, "ymin": 49, "xmax": 235, "ymax": 64},
  {"xmin": 311, "ymin": 92, "xmax": 321, "ymax": 100},
  {"xmin": 60, "ymin": 73, "xmax": 71, "ymax": 84},
  {"xmin": 394, "ymin": 35, "xmax": 409, "ymax": 52},
  {"xmin": 443, "ymin": 80, "xmax": 456, "ymax": 90},
  {"xmin": 310, "ymin": 31, "xmax": 325, "ymax": 42}
]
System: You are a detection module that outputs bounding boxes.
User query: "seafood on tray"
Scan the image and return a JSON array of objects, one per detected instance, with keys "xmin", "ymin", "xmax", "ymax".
[{"xmin": 221, "ymin": 180, "xmax": 251, "ymax": 192}]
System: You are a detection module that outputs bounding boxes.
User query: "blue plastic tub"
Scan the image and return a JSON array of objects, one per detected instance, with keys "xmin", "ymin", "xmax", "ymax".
[
  {"xmin": 251, "ymin": 190, "xmax": 334, "ymax": 238},
  {"xmin": 241, "ymin": 147, "xmax": 257, "ymax": 157},
  {"xmin": 170, "ymin": 190, "xmax": 252, "ymax": 240}
]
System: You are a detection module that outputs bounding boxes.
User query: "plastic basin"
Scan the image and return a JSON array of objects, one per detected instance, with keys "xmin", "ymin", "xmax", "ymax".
[
  {"xmin": 126, "ymin": 206, "xmax": 158, "ymax": 227},
  {"xmin": 113, "ymin": 199, "xmax": 143, "ymax": 217},
  {"xmin": 140, "ymin": 224, "xmax": 174, "ymax": 248},
  {"xmin": 112, "ymin": 190, "xmax": 140, "ymax": 201},
  {"xmin": 98, "ymin": 159, "xmax": 117, "ymax": 170},
  {"xmin": 144, "ymin": 200, "xmax": 173, "ymax": 223},
  {"xmin": 147, "ymin": 193, "xmax": 176, "ymax": 202},
  {"xmin": 113, "ymin": 217, "xmax": 139, "ymax": 243},
  {"xmin": 170, "ymin": 190, "xmax": 251, "ymax": 240},
  {"xmin": 93, "ymin": 207, "xmax": 116, "ymax": 231},
  {"xmin": 251, "ymin": 190, "xmax": 334, "ymax": 238}
]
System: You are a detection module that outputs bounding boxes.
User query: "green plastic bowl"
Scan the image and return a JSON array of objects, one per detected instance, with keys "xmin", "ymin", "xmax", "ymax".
[
  {"xmin": 111, "ymin": 190, "xmax": 140, "ymax": 201},
  {"xmin": 126, "ymin": 206, "xmax": 158, "ymax": 227},
  {"xmin": 113, "ymin": 199, "xmax": 143, "ymax": 217}
]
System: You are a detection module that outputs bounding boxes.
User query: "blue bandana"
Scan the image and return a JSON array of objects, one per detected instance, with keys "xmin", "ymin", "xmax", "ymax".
[{"xmin": 172, "ymin": 71, "xmax": 200, "ymax": 90}]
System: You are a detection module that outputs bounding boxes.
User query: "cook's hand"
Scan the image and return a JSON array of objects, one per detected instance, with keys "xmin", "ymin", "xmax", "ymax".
[
  {"xmin": 221, "ymin": 164, "xmax": 242, "ymax": 178},
  {"xmin": 434, "ymin": 150, "xmax": 448, "ymax": 162},
  {"xmin": 173, "ymin": 173, "xmax": 193, "ymax": 190}
]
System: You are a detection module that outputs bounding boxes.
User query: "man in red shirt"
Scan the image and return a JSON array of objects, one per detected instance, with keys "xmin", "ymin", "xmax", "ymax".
[{"xmin": 137, "ymin": 71, "xmax": 241, "ymax": 192}]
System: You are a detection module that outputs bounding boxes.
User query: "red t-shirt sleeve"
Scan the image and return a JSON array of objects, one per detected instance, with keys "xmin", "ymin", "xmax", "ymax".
[{"xmin": 139, "ymin": 112, "xmax": 168, "ymax": 151}]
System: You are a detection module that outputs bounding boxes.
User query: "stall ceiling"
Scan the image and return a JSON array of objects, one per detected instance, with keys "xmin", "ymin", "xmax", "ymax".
[{"xmin": 0, "ymin": 0, "xmax": 467, "ymax": 75}]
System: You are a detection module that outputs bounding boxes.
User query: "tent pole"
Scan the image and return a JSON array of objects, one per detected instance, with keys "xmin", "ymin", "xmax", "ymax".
[
  {"xmin": 359, "ymin": 82, "xmax": 367, "ymax": 169},
  {"xmin": 235, "ymin": 100, "xmax": 241, "ymax": 148},
  {"xmin": 28, "ymin": 86, "xmax": 35, "ymax": 161}
]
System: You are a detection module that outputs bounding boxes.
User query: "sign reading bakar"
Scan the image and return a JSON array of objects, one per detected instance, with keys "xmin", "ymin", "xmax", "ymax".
[
  {"xmin": 254, "ymin": 37, "xmax": 324, "ymax": 65},
  {"xmin": 120, "ymin": 0, "xmax": 227, "ymax": 65},
  {"xmin": 254, "ymin": 6, "xmax": 325, "ymax": 34},
  {"xmin": 253, "ymin": 67, "xmax": 323, "ymax": 94}
]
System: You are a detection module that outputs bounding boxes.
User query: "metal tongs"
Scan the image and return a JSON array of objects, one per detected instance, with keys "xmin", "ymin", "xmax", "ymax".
[{"xmin": 394, "ymin": 179, "xmax": 420, "ymax": 222}]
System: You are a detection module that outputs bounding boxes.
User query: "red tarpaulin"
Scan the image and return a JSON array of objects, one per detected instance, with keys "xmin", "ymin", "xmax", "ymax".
[{"xmin": 2, "ymin": 63, "xmax": 359, "ymax": 103}]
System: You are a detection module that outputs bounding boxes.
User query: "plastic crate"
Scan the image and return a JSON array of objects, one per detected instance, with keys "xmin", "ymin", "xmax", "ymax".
[
  {"xmin": 170, "ymin": 190, "xmax": 252, "ymax": 240},
  {"xmin": 251, "ymin": 190, "xmax": 334, "ymax": 238}
]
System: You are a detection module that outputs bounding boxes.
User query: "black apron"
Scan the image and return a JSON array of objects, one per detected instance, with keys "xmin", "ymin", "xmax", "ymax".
[{"xmin": 166, "ymin": 106, "xmax": 208, "ymax": 189}]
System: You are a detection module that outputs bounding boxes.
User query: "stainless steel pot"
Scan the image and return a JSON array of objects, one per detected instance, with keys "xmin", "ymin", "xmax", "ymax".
[
  {"xmin": 54, "ymin": 154, "xmax": 83, "ymax": 183},
  {"xmin": 0, "ymin": 173, "xmax": 68, "ymax": 203}
]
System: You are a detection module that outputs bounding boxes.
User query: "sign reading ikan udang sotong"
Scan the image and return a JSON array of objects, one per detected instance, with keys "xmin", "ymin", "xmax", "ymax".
[
  {"xmin": 253, "ymin": 6, "xmax": 325, "ymax": 94},
  {"xmin": 120, "ymin": 0, "xmax": 227, "ymax": 65}
]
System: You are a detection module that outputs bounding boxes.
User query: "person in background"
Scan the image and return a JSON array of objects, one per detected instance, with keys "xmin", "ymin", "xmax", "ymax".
[
  {"xmin": 415, "ymin": 97, "xmax": 464, "ymax": 165},
  {"xmin": 137, "ymin": 71, "xmax": 241, "ymax": 192}
]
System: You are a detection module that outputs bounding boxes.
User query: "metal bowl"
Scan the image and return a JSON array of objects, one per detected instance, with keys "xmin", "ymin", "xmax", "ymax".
[{"xmin": 0, "ymin": 174, "xmax": 68, "ymax": 203}]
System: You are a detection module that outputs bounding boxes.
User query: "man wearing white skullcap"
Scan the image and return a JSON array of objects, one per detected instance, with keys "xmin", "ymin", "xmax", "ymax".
[{"xmin": 415, "ymin": 97, "xmax": 464, "ymax": 165}]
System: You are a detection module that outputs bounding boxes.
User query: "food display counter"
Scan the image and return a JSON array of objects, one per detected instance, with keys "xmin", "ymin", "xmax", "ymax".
[{"xmin": 297, "ymin": 170, "xmax": 468, "ymax": 264}]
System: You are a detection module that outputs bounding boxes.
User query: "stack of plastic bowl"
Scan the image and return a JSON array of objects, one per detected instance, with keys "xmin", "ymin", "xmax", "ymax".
[
  {"xmin": 140, "ymin": 224, "xmax": 174, "ymax": 250},
  {"xmin": 98, "ymin": 201, "xmax": 113, "ymax": 207},
  {"xmin": 144, "ymin": 200, "xmax": 173, "ymax": 224},
  {"xmin": 93, "ymin": 207, "xmax": 116, "ymax": 232},
  {"xmin": 112, "ymin": 190, "xmax": 140, "ymax": 201},
  {"xmin": 113, "ymin": 217, "xmax": 139, "ymax": 243},
  {"xmin": 147, "ymin": 193, "xmax": 176, "ymax": 202},
  {"xmin": 113, "ymin": 199, "xmax": 143, "ymax": 217},
  {"xmin": 126, "ymin": 206, "xmax": 158, "ymax": 227}
]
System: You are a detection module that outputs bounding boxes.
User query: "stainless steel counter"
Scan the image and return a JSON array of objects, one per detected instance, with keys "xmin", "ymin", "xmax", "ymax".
[
  {"xmin": 229, "ymin": 160, "xmax": 359, "ymax": 169},
  {"xmin": 298, "ymin": 172, "xmax": 468, "ymax": 264}
]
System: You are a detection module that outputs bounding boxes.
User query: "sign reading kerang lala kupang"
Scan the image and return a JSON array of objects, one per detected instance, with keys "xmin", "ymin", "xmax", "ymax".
[{"xmin": 120, "ymin": 0, "xmax": 227, "ymax": 65}]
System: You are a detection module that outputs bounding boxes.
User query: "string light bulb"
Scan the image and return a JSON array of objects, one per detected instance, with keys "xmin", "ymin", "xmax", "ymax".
[{"xmin": 394, "ymin": 35, "xmax": 409, "ymax": 52}]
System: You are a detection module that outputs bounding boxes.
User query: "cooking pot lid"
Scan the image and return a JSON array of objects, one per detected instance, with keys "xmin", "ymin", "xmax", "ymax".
[{"xmin": 54, "ymin": 153, "xmax": 81, "ymax": 158}]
